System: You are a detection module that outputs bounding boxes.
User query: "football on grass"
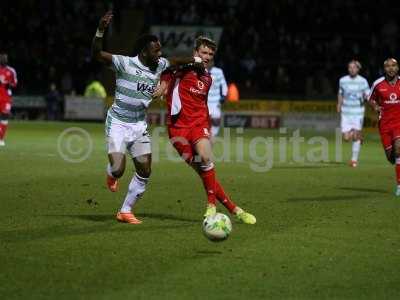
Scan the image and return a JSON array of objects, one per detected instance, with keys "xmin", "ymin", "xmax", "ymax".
[{"xmin": 203, "ymin": 213, "xmax": 232, "ymax": 241}]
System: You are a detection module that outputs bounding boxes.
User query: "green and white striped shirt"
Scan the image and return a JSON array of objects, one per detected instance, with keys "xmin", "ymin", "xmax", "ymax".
[
  {"xmin": 109, "ymin": 55, "xmax": 169, "ymax": 123},
  {"xmin": 338, "ymin": 75, "xmax": 370, "ymax": 117}
]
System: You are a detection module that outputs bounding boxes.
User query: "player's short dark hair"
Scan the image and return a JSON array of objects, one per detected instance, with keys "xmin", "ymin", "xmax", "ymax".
[
  {"xmin": 194, "ymin": 36, "xmax": 217, "ymax": 52},
  {"xmin": 133, "ymin": 34, "xmax": 160, "ymax": 56}
]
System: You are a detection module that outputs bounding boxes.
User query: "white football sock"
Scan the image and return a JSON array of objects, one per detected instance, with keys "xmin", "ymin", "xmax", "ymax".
[
  {"xmin": 352, "ymin": 140, "xmax": 361, "ymax": 162},
  {"xmin": 120, "ymin": 173, "xmax": 149, "ymax": 213},
  {"xmin": 211, "ymin": 125, "xmax": 220, "ymax": 137}
]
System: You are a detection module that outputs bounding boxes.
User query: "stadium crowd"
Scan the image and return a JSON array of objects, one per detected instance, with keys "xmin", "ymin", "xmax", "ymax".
[
  {"xmin": 144, "ymin": 0, "xmax": 400, "ymax": 98},
  {"xmin": 1, "ymin": 0, "xmax": 122, "ymax": 95},
  {"xmin": 2, "ymin": 0, "xmax": 400, "ymax": 98}
]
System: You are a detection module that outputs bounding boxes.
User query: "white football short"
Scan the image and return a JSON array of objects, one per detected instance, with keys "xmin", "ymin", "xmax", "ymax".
[
  {"xmin": 208, "ymin": 102, "xmax": 222, "ymax": 119},
  {"xmin": 105, "ymin": 112, "xmax": 151, "ymax": 158},
  {"xmin": 341, "ymin": 115, "xmax": 364, "ymax": 133}
]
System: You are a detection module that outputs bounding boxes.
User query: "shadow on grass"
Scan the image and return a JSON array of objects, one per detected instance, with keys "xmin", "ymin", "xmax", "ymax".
[
  {"xmin": 186, "ymin": 250, "xmax": 224, "ymax": 260},
  {"xmin": 137, "ymin": 213, "xmax": 198, "ymax": 223},
  {"xmin": 287, "ymin": 194, "xmax": 370, "ymax": 202},
  {"xmin": 42, "ymin": 213, "xmax": 198, "ymax": 223},
  {"xmin": 338, "ymin": 187, "xmax": 388, "ymax": 194},
  {"xmin": 196, "ymin": 250, "xmax": 222, "ymax": 255},
  {"xmin": 274, "ymin": 162, "xmax": 344, "ymax": 170},
  {"xmin": 42, "ymin": 214, "xmax": 114, "ymax": 222},
  {"xmin": 1, "ymin": 214, "xmax": 199, "ymax": 243}
]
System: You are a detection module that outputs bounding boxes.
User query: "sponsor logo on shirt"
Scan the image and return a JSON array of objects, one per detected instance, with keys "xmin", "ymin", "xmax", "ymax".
[
  {"xmin": 137, "ymin": 82, "xmax": 155, "ymax": 93},
  {"xmin": 384, "ymin": 93, "xmax": 400, "ymax": 104},
  {"xmin": 189, "ymin": 80, "xmax": 207, "ymax": 95},
  {"xmin": 197, "ymin": 80, "xmax": 204, "ymax": 90}
]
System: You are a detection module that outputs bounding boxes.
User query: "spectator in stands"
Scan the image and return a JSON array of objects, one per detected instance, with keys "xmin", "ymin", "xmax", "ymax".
[
  {"xmin": 45, "ymin": 83, "xmax": 62, "ymax": 121},
  {"xmin": 2, "ymin": 0, "xmax": 400, "ymax": 98}
]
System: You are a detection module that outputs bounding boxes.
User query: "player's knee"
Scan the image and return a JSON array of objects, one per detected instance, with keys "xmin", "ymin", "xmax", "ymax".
[
  {"xmin": 198, "ymin": 153, "xmax": 212, "ymax": 166},
  {"xmin": 386, "ymin": 150, "xmax": 396, "ymax": 164},
  {"xmin": 111, "ymin": 162, "xmax": 125, "ymax": 178},
  {"xmin": 137, "ymin": 166, "xmax": 151, "ymax": 178},
  {"xmin": 112, "ymin": 167, "xmax": 125, "ymax": 178}
]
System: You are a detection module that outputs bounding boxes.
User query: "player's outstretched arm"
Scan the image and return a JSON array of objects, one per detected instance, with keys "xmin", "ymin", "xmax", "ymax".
[
  {"xmin": 167, "ymin": 56, "xmax": 202, "ymax": 67},
  {"xmin": 91, "ymin": 11, "xmax": 114, "ymax": 66}
]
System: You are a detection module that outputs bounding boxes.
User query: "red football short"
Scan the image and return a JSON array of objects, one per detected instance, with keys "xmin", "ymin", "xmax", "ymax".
[
  {"xmin": 0, "ymin": 101, "xmax": 11, "ymax": 114},
  {"xmin": 379, "ymin": 120, "xmax": 400, "ymax": 150},
  {"xmin": 168, "ymin": 125, "xmax": 211, "ymax": 163}
]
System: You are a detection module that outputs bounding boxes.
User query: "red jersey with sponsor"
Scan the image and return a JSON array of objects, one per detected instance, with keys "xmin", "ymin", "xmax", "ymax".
[
  {"xmin": 0, "ymin": 65, "xmax": 17, "ymax": 103},
  {"xmin": 163, "ymin": 68, "xmax": 212, "ymax": 128},
  {"xmin": 369, "ymin": 76, "xmax": 400, "ymax": 125}
]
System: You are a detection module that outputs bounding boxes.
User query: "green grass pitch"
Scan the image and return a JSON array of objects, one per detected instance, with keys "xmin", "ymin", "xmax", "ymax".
[{"xmin": 1, "ymin": 121, "xmax": 400, "ymax": 299}]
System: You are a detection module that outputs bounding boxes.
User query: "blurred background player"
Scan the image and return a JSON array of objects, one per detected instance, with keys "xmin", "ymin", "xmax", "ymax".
[
  {"xmin": 161, "ymin": 37, "xmax": 256, "ymax": 224},
  {"xmin": 0, "ymin": 52, "xmax": 17, "ymax": 146},
  {"xmin": 92, "ymin": 12, "xmax": 200, "ymax": 224},
  {"xmin": 337, "ymin": 60, "xmax": 370, "ymax": 167},
  {"xmin": 207, "ymin": 61, "xmax": 227, "ymax": 138},
  {"xmin": 369, "ymin": 58, "xmax": 400, "ymax": 195}
]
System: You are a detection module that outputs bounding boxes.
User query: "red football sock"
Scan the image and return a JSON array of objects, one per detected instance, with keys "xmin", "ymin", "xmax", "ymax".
[
  {"xmin": 0, "ymin": 123, "xmax": 6, "ymax": 140},
  {"xmin": 396, "ymin": 158, "xmax": 400, "ymax": 184},
  {"xmin": 199, "ymin": 166, "xmax": 217, "ymax": 205},
  {"xmin": 215, "ymin": 180, "xmax": 237, "ymax": 213}
]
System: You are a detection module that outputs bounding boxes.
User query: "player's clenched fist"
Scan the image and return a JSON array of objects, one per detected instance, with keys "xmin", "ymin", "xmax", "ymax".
[{"xmin": 98, "ymin": 11, "xmax": 113, "ymax": 32}]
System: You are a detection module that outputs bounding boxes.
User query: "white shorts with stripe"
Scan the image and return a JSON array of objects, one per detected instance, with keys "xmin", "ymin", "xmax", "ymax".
[{"xmin": 105, "ymin": 112, "xmax": 151, "ymax": 158}]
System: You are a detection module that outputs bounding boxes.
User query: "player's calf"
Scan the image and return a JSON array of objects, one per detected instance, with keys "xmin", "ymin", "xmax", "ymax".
[
  {"xmin": 108, "ymin": 153, "xmax": 126, "ymax": 178},
  {"xmin": 211, "ymin": 118, "xmax": 221, "ymax": 137},
  {"xmin": 106, "ymin": 153, "xmax": 126, "ymax": 192},
  {"xmin": 133, "ymin": 154, "xmax": 152, "ymax": 178},
  {"xmin": 393, "ymin": 141, "xmax": 400, "ymax": 196},
  {"xmin": 349, "ymin": 130, "xmax": 362, "ymax": 167},
  {"xmin": 116, "ymin": 154, "xmax": 152, "ymax": 220},
  {"xmin": 0, "ymin": 114, "xmax": 9, "ymax": 145},
  {"xmin": 385, "ymin": 148, "xmax": 396, "ymax": 164}
]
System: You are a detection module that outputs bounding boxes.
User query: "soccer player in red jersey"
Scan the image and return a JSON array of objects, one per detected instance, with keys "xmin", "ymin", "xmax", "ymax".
[
  {"xmin": 0, "ymin": 52, "xmax": 17, "ymax": 146},
  {"xmin": 161, "ymin": 37, "xmax": 256, "ymax": 223},
  {"xmin": 369, "ymin": 58, "xmax": 400, "ymax": 195}
]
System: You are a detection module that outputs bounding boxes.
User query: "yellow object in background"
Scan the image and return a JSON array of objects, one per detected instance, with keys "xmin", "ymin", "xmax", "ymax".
[{"xmin": 84, "ymin": 81, "xmax": 107, "ymax": 99}]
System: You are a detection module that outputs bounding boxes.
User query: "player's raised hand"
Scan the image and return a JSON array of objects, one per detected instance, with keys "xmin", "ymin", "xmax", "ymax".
[{"xmin": 98, "ymin": 11, "xmax": 113, "ymax": 32}]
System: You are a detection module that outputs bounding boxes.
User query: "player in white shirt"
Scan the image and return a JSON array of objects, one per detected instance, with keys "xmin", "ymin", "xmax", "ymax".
[
  {"xmin": 92, "ymin": 11, "xmax": 200, "ymax": 224},
  {"xmin": 207, "ymin": 61, "xmax": 228, "ymax": 137},
  {"xmin": 337, "ymin": 60, "xmax": 370, "ymax": 167}
]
